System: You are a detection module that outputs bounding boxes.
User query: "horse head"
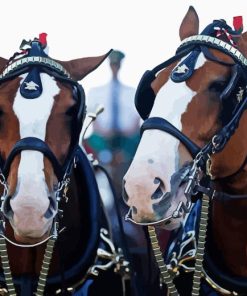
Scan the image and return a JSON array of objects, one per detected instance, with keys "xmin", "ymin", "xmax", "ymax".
[
  {"xmin": 123, "ymin": 6, "xmax": 247, "ymax": 230},
  {"xmin": 0, "ymin": 37, "xmax": 110, "ymax": 243}
]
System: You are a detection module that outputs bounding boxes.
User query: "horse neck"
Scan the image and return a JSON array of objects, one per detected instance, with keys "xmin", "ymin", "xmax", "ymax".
[
  {"xmin": 217, "ymin": 164, "xmax": 247, "ymax": 194},
  {"xmin": 211, "ymin": 167, "xmax": 247, "ymax": 277}
]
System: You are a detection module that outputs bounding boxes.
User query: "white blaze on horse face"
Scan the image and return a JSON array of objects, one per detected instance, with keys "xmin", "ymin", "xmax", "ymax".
[
  {"xmin": 127, "ymin": 79, "xmax": 196, "ymax": 188},
  {"xmin": 11, "ymin": 73, "xmax": 59, "ymax": 238},
  {"xmin": 125, "ymin": 54, "xmax": 207, "ymax": 226}
]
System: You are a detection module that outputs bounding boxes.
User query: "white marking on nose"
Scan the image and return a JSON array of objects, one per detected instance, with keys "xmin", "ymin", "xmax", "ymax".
[
  {"xmin": 145, "ymin": 54, "xmax": 206, "ymax": 170},
  {"xmin": 11, "ymin": 73, "xmax": 60, "ymax": 216},
  {"xmin": 126, "ymin": 56, "xmax": 207, "ymax": 193},
  {"xmin": 144, "ymin": 79, "xmax": 196, "ymax": 178},
  {"xmin": 124, "ymin": 54, "xmax": 207, "ymax": 223}
]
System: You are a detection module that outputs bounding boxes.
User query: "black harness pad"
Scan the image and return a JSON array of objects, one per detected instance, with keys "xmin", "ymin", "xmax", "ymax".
[
  {"xmin": 134, "ymin": 70, "xmax": 156, "ymax": 120},
  {"xmin": 170, "ymin": 49, "xmax": 200, "ymax": 83},
  {"xmin": 220, "ymin": 65, "xmax": 245, "ymax": 124},
  {"xmin": 20, "ymin": 67, "xmax": 43, "ymax": 99}
]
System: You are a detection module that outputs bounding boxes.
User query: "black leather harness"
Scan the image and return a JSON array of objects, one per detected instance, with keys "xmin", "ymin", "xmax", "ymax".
[
  {"xmin": 135, "ymin": 19, "xmax": 247, "ymax": 294},
  {"xmin": 0, "ymin": 39, "xmax": 102, "ymax": 295}
]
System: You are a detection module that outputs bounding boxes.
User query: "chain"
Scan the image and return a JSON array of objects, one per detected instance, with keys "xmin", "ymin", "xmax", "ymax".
[
  {"xmin": 148, "ymin": 226, "xmax": 179, "ymax": 296},
  {"xmin": 148, "ymin": 196, "xmax": 210, "ymax": 296},
  {"xmin": 0, "ymin": 173, "xmax": 9, "ymax": 206},
  {"xmin": 0, "ymin": 237, "xmax": 16, "ymax": 295},
  {"xmin": 0, "ymin": 170, "xmax": 66, "ymax": 295},
  {"xmin": 0, "ymin": 226, "xmax": 58, "ymax": 296},
  {"xmin": 191, "ymin": 194, "xmax": 210, "ymax": 296},
  {"xmin": 56, "ymin": 177, "xmax": 70, "ymax": 203},
  {"xmin": 0, "ymin": 174, "xmax": 15, "ymax": 296},
  {"xmin": 35, "ymin": 235, "xmax": 56, "ymax": 296}
]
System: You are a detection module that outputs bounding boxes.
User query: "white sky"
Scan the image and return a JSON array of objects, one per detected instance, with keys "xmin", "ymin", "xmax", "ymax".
[{"xmin": 1, "ymin": 0, "xmax": 247, "ymax": 95}]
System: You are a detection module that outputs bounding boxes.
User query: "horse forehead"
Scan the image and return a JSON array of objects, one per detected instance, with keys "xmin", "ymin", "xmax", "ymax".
[
  {"xmin": 13, "ymin": 73, "xmax": 60, "ymax": 138},
  {"xmin": 150, "ymin": 54, "xmax": 208, "ymax": 127},
  {"xmin": 150, "ymin": 79, "xmax": 196, "ymax": 129}
]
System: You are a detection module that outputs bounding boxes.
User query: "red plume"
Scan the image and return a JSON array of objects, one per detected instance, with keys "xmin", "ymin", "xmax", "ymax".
[
  {"xmin": 233, "ymin": 16, "xmax": 243, "ymax": 34},
  {"xmin": 39, "ymin": 33, "xmax": 48, "ymax": 46}
]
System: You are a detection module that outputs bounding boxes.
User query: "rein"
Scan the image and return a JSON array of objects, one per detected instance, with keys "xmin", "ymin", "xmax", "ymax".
[{"xmin": 138, "ymin": 32, "xmax": 247, "ymax": 295}]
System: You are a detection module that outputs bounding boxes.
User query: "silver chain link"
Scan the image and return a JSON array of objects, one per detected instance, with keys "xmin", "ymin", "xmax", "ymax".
[
  {"xmin": 148, "ymin": 226, "xmax": 179, "ymax": 296},
  {"xmin": 35, "ymin": 236, "xmax": 57, "ymax": 296},
  {"xmin": 0, "ymin": 237, "xmax": 16, "ymax": 295},
  {"xmin": 191, "ymin": 194, "xmax": 210, "ymax": 296},
  {"xmin": 0, "ymin": 173, "xmax": 70, "ymax": 295}
]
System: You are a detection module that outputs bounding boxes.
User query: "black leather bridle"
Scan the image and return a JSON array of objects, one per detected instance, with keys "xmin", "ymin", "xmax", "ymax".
[
  {"xmin": 0, "ymin": 39, "xmax": 107, "ymax": 296},
  {"xmin": 0, "ymin": 40, "xmax": 85, "ymax": 179},
  {"xmin": 137, "ymin": 20, "xmax": 247, "ymax": 294},
  {"xmin": 140, "ymin": 21, "xmax": 247, "ymax": 202},
  {"xmin": 0, "ymin": 40, "xmax": 86, "ymax": 233}
]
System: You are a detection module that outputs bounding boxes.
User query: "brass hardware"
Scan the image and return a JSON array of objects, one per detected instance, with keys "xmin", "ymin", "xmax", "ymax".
[{"xmin": 206, "ymin": 157, "xmax": 214, "ymax": 179}]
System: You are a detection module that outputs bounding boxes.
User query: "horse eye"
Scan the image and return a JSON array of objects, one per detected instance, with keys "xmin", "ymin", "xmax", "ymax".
[{"xmin": 209, "ymin": 80, "xmax": 227, "ymax": 93}]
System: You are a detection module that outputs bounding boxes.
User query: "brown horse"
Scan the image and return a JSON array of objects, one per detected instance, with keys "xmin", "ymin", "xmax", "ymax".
[
  {"xmin": 123, "ymin": 6, "xmax": 247, "ymax": 295},
  {"xmin": 0, "ymin": 36, "xmax": 127, "ymax": 295}
]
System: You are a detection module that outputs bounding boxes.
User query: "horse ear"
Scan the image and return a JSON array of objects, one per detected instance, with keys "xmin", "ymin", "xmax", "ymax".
[
  {"xmin": 179, "ymin": 6, "xmax": 199, "ymax": 41},
  {"xmin": 56, "ymin": 49, "xmax": 113, "ymax": 81},
  {"xmin": 236, "ymin": 32, "xmax": 247, "ymax": 57},
  {"xmin": 0, "ymin": 57, "xmax": 8, "ymax": 73}
]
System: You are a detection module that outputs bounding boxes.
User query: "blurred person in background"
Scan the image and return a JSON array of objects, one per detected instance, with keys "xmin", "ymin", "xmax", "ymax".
[
  {"xmin": 84, "ymin": 51, "xmax": 162, "ymax": 296},
  {"xmin": 86, "ymin": 50, "xmax": 140, "ymax": 197}
]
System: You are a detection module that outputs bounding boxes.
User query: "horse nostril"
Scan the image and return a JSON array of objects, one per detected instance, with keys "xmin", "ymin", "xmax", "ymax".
[
  {"xmin": 132, "ymin": 206, "xmax": 137, "ymax": 214},
  {"xmin": 44, "ymin": 196, "xmax": 57, "ymax": 219},
  {"xmin": 152, "ymin": 178, "xmax": 165, "ymax": 200},
  {"xmin": 48, "ymin": 196, "xmax": 57, "ymax": 211},
  {"xmin": 154, "ymin": 177, "xmax": 160, "ymax": 184},
  {"xmin": 122, "ymin": 180, "xmax": 129, "ymax": 203},
  {"xmin": 2, "ymin": 196, "xmax": 14, "ymax": 219}
]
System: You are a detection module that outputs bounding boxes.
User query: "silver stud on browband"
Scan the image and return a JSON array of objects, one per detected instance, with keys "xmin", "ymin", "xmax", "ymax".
[
  {"xmin": 174, "ymin": 64, "xmax": 189, "ymax": 74},
  {"xmin": 178, "ymin": 35, "xmax": 247, "ymax": 67},
  {"xmin": 0, "ymin": 56, "xmax": 70, "ymax": 79},
  {"xmin": 24, "ymin": 81, "xmax": 39, "ymax": 91}
]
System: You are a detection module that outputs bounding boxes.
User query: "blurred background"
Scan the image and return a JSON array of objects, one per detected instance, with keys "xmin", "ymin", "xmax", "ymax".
[
  {"xmin": 1, "ymin": 0, "xmax": 247, "ymax": 93},
  {"xmin": 2, "ymin": 2, "xmax": 247, "ymax": 294}
]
